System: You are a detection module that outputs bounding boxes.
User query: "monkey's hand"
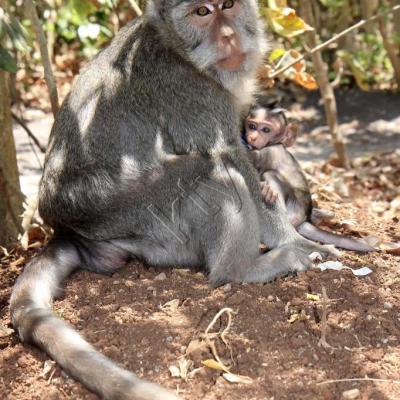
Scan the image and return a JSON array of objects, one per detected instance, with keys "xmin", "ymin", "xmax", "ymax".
[{"xmin": 260, "ymin": 181, "xmax": 278, "ymax": 204}]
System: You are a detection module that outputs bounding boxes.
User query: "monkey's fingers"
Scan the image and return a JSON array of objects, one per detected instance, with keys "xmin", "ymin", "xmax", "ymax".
[
  {"xmin": 295, "ymin": 238, "xmax": 341, "ymax": 259},
  {"xmin": 261, "ymin": 183, "xmax": 278, "ymax": 204}
]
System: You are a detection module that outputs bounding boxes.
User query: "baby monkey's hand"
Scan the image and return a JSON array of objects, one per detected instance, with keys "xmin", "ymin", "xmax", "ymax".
[{"xmin": 260, "ymin": 181, "xmax": 278, "ymax": 204}]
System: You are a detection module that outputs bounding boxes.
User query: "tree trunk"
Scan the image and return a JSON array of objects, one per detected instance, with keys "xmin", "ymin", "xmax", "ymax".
[
  {"xmin": 379, "ymin": 16, "xmax": 400, "ymax": 87},
  {"xmin": 0, "ymin": 70, "xmax": 23, "ymax": 246},
  {"xmin": 300, "ymin": 0, "xmax": 350, "ymax": 169},
  {"xmin": 361, "ymin": 0, "xmax": 379, "ymax": 33}
]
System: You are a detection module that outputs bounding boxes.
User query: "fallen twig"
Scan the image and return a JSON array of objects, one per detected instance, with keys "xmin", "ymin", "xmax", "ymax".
[
  {"xmin": 204, "ymin": 307, "xmax": 235, "ymax": 370},
  {"xmin": 317, "ymin": 377, "xmax": 400, "ymax": 386},
  {"xmin": 318, "ymin": 286, "xmax": 335, "ymax": 350}
]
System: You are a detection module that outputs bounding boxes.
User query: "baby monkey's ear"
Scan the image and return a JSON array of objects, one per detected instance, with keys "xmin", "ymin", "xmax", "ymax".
[{"xmin": 282, "ymin": 122, "xmax": 299, "ymax": 148}]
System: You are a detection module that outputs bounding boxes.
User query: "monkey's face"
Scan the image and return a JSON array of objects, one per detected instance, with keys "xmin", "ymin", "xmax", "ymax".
[
  {"xmin": 148, "ymin": 0, "xmax": 266, "ymax": 75},
  {"xmin": 244, "ymin": 108, "xmax": 286, "ymax": 149},
  {"xmin": 245, "ymin": 117, "xmax": 277, "ymax": 149}
]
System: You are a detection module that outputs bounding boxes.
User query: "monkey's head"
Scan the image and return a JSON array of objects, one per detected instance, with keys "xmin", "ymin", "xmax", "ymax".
[
  {"xmin": 146, "ymin": 0, "xmax": 267, "ymax": 84},
  {"xmin": 244, "ymin": 107, "xmax": 298, "ymax": 150}
]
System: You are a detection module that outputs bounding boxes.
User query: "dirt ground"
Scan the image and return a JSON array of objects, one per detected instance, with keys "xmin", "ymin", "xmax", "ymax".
[{"xmin": 1, "ymin": 91, "xmax": 400, "ymax": 400}]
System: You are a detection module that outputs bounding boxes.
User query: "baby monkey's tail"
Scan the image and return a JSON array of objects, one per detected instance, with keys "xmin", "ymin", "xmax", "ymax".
[{"xmin": 298, "ymin": 222, "xmax": 375, "ymax": 252}]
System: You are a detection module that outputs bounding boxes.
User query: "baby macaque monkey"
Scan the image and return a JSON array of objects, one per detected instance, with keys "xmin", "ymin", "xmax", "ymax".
[
  {"xmin": 244, "ymin": 106, "xmax": 298, "ymax": 150},
  {"xmin": 244, "ymin": 106, "xmax": 374, "ymax": 252}
]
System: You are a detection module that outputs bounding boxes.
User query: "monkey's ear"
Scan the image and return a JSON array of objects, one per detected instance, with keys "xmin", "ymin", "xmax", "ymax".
[{"xmin": 282, "ymin": 122, "xmax": 299, "ymax": 147}]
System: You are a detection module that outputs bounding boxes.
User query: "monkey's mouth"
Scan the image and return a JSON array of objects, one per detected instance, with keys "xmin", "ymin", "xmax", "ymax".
[{"xmin": 216, "ymin": 52, "xmax": 246, "ymax": 71}]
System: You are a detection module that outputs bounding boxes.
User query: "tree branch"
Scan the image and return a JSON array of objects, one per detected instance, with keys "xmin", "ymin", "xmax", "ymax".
[
  {"xmin": 269, "ymin": 4, "xmax": 400, "ymax": 79},
  {"xmin": 127, "ymin": 0, "xmax": 143, "ymax": 16},
  {"xmin": 25, "ymin": 0, "xmax": 59, "ymax": 117},
  {"xmin": 11, "ymin": 112, "xmax": 46, "ymax": 153}
]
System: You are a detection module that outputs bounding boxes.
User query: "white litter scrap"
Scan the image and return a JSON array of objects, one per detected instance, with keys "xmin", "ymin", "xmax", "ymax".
[{"xmin": 313, "ymin": 260, "xmax": 373, "ymax": 277}]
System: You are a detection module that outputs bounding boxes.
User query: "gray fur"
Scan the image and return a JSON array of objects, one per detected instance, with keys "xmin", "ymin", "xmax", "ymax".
[
  {"xmin": 11, "ymin": 2, "xmax": 337, "ymax": 399},
  {"xmin": 251, "ymin": 144, "xmax": 375, "ymax": 252}
]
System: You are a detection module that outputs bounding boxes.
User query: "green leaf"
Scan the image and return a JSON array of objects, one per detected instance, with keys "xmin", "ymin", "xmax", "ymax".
[
  {"xmin": 0, "ymin": 47, "xmax": 17, "ymax": 73},
  {"xmin": 269, "ymin": 48, "xmax": 285, "ymax": 62}
]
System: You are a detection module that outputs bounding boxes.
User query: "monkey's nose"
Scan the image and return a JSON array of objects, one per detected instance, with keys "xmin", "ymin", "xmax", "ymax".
[
  {"xmin": 220, "ymin": 25, "xmax": 234, "ymax": 39},
  {"xmin": 248, "ymin": 134, "xmax": 258, "ymax": 142}
]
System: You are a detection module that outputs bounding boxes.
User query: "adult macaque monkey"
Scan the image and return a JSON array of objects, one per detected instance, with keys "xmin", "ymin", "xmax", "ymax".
[
  {"xmin": 245, "ymin": 106, "xmax": 374, "ymax": 252},
  {"xmin": 11, "ymin": 1, "xmax": 337, "ymax": 399}
]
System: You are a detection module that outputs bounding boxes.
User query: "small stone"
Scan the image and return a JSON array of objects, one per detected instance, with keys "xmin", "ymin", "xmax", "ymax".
[
  {"xmin": 342, "ymin": 388, "xmax": 360, "ymax": 399},
  {"xmin": 147, "ymin": 286, "xmax": 155, "ymax": 291},
  {"xmin": 223, "ymin": 283, "xmax": 232, "ymax": 292},
  {"xmin": 267, "ymin": 295, "xmax": 274, "ymax": 302},
  {"xmin": 113, "ymin": 280, "xmax": 120, "ymax": 285},
  {"xmin": 384, "ymin": 302, "xmax": 393, "ymax": 310},
  {"xmin": 366, "ymin": 315, "xmax": 373, "ymax": 321},
  {"xmin": 154, "ymin": 272, "xmax": 167, "ymax": 281},
  {"xmin": 125, "ymin": 280, "xmax": 134, "ymax": 287}
]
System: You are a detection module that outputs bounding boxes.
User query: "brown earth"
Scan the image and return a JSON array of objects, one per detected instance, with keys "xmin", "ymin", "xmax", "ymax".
[
  {"xmin": 2, "ymin": 88, "xmax": 400, "ymax": 400},
  {"xmin": 1, "ymin": 152, "xmax": 400, "ymax": 400}
]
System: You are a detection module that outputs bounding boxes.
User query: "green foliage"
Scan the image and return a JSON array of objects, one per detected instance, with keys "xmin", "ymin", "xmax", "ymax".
[
  {"xmin": 0, "ymin": 8, "xmax": 29, "ymax": 72},
  {"xmin": 0, "ymin": 47, "xmax": 17, "ymax": 72},
  {"xmin": 319, "ymin": 0, "xmax": 345, "ymax": 9},
  {"xmin": 260, "ymin": 0, "xmax": 400, "ymax": 90},
  {"xmin": 45, "ymin": 0, "xmax": 114, "ymax": 58}
]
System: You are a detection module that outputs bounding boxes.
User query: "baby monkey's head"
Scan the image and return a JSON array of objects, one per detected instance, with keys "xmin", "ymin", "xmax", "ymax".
[{"xmin": 244, "ymin": 106, "xmax": 298, "ymax": 150}]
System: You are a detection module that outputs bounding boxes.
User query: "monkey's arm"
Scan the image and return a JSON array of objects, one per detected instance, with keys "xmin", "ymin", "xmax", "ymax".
[{"xmin": 226, "ymin": 147, "xmax": 306, "ymax": 248}]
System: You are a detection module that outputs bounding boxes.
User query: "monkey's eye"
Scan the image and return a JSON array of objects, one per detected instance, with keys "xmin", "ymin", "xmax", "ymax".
[
  {"xmin": 248, "ymin": 123, "xmax": 257, "ymax": 130},
  {"xmin": 262, "ymin": 127, "xmax": 271, "ymax": 133},
  {"xmin": 222, "ymin": 0, "xmax": 235, "ymax": 9},
  {"xmin": 196, "ymin": 6, "xmax": 211, "ymax": 16}
]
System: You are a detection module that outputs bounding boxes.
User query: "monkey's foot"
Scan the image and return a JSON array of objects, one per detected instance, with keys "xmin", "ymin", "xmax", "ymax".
[
  {"xmin": 260, "ymin": 181, "xmax": 278, "ymax": 204},
  {"xmin": 243, "ymin": 239, "xmax": 339, "ymax": 283}
]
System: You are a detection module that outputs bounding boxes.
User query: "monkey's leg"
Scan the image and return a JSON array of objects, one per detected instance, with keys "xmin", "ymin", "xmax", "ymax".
[
  {"xmin": 194, "ymin": 164, "xmax": 338, "ymax": 286},
  {"xmin": 10, "ymin": 237, "xmax": 181, "ymax": 400},
  {"xmin": 310, "ymin": 208, "xmax": 335, "ymax": 224},
  {"xmin": 204, "ymin": 190, "xmax": 333, "ymax": 285},
  {"xmin": 260, "ymin": 170, "xmax": 307, "ymax": 227}
]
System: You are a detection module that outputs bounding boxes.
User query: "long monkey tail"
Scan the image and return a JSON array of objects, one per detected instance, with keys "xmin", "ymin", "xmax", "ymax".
[
  {"xmin": 298, "ymin": 222, "xmax": 375, "ymax": 252},
  {"xmin": 10, "ymin": 237, "xmax": 181, "ymax": 400}
]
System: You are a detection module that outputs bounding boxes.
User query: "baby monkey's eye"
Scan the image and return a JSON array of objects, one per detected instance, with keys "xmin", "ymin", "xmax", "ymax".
[
  {"xmin": 222, "ymin": 0, "xmax": 235, "ymax": 9},
  {"xmin": 262, "ymin": 127, "xmax": 271, "ymax": 133},
  {"xmin": 196, "ymin": 6, "xmax": 211, "ymax": 16},
  {"xmin": 248, "ymin": 123, "xmax": 257, "ymax": 130}
]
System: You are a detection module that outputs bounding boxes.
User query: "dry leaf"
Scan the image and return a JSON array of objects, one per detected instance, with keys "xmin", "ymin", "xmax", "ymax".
[
  {"xmin": 293, "ymin": 71, "xmax": 318, "ymax": 90},
  {"xmin": 42, "ymin": 360, "xmax": 56, "ymax": 379},
  {"xmin": 178, "ymin": 357, "xmax": 193, "ymax": 380},
  {"xmin": 0, "ymin": 246, "xmax": 9, "ymax": 257},
  {"xmin": 306, "ymin": 293, "xmax": 320, "ymax": 302},
  {"xmin": 185, "ymin": 338, "xmax": 208, "ymax": 356},
  {"xmin": 379, "ymin": 242, "xmax": 400, "ymax": 255},
  {"xmin": 222, "ymin": 372, "xmax": 253, "ymax": 384},
  {"xmin": 161, "ymin": 299, "xmax": 180, "ymax": 312},
  {"xmin": 288, "ymin": 311, "xmax": 310, "ymax": 323},
  {"xmin": 201, "ymin": 359, "xmax": 229, "ymax": 372},
  {"xmin": 0, "ymin": 324, "xmax": 14, "ymax": 338},
  {"xmin": 10, "ymin": 257, "xmax": 26, "ymax": 268},
  {"xmin": 265, "ymin": 6, "xmax": 314, "ymax": 38},
  {"xmin": 20, "ymin": 196, "xmax": 38, "ymax": 250},
  {"xmin": 169, "ymin": 365, "xmax": 181, "ymax": 378}
]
